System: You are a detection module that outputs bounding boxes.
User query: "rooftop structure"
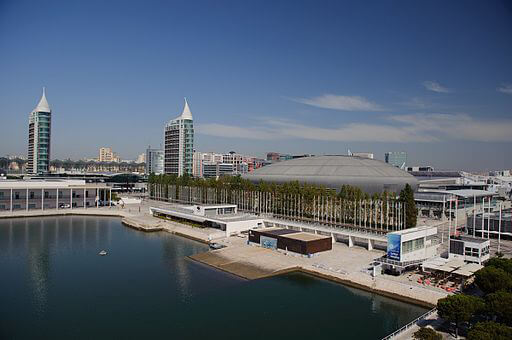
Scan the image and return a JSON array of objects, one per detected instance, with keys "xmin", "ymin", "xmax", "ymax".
[{"xmin": 243, "ymin": 155, "xmax": 418, "ymax": 194}]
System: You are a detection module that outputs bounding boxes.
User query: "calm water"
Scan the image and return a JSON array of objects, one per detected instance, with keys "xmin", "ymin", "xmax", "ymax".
[{"xmin": 0, "ymin": 216, "xmax": 427, "ymax": 339}]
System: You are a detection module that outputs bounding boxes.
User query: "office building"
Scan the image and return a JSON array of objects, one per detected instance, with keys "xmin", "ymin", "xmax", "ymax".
[
  {"xmin": 146, "ymin": 148, "xmax": 164, "ymax": 175},
  {"xmin": 203, "ymin": 162, "xmax": 234, "ymax": 179},
  {"xmin": 385, "ymin": 151, "xmax": 407, "ymax": 168},
  {"xmin": 0, "ymin": 179, "xmax": 110, "ymax": 211},
  {"xmin": 27, "ymin": 88, "xmax": 52, "ymax": 174},
  {"xmin": 164, "ymin": 99, "xmax": 194, "ymax": 176}
]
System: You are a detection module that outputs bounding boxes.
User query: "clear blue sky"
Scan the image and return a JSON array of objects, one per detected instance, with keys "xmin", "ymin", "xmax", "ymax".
[{"xmin": 1, "ymin": 0, "xmax": 511, "ymax": 171}]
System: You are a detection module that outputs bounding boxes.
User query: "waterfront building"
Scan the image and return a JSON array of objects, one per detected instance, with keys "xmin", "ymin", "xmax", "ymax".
[
  {"xmin": 98, "ymin": 147, "xmax": 120, "ymax": 162},
  {"xmin": 146, "ymin": 148, "xmax": 164, "ymax": 175},
  {"xmin": 164, "ymin": 99, "xmax": 194, "ymax": 176},
  {"xmin": 244, "ymin": 155, "xmax": 418, "ymax": 194},
  {"xmin": 248, "ymin": 227, "xmax": 332, "ymax": 255},
  {"xmin": 385, "ymin": 151, "xmax": 407, "ymax": 169},
  {"xmin": 27, "ymin": 88, "xmax": 52, "ymax": 175},
  {"xmin": 449, "ymin": 236, "xmax": 490, "ymax": 264},
  {"xmin": 0, "ymin": 179, "xmax": 110, "ymax": 211},
  {"xmin": 149, "ymin": 204, "xmax": 263, "ymax": 237}
]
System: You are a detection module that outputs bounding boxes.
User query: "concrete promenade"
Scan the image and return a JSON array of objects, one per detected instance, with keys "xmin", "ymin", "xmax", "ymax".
[
  {"xmin": 0, "ymin": 200, "xmax": 447, "ymax": 307},
  {"xmin": 190, "ymin": 236, "xmax": 447, "ymax": 307}
]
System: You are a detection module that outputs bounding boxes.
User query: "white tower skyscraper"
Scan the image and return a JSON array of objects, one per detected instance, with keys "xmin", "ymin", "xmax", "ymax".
[
  {"xmin": 164, "ymin": 98, "xmax": 194, "ymax": 176},
  {"xmin": 27, "ymin": 88, "xmax": 52, "ymax": 174}
]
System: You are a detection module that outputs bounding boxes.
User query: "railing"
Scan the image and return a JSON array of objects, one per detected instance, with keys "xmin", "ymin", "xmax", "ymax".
[{"xmin": 381, "ymin": 308, "xmax": 437, "ymax": 340}]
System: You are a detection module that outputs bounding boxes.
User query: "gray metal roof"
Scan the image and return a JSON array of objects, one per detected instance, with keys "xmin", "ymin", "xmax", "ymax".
[{"xmin": 243, "ymin": 155, "xmax": 418, "ymax": 194}]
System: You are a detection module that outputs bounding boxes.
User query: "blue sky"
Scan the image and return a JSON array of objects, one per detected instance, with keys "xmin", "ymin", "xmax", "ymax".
[{"xmin": 0, "ymin": 0, "xmax": 511, "ymax": 171}]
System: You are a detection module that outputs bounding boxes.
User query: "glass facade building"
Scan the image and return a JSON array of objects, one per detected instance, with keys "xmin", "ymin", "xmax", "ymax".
[
  {"xmin": 385, "ymin": 152, "xmax": 407, "ymax": 168},
  {"xmin": 164, "ymin": 99, "xmax": 194, "ymax": 176},
  {"xmin": 28, "ymin": 88, "xmax": 52, "ymax": 175}
]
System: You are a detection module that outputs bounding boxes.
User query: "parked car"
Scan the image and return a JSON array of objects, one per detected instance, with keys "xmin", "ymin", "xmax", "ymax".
[{"xmin": 59, "ymin": 203, "xmax": 71, "ymax": 209}]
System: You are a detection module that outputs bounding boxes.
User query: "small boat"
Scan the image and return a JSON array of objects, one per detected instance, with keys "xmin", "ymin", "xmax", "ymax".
[{"xmin": 99, "ymin": 250, "xmax": 108, "ymax": 256}]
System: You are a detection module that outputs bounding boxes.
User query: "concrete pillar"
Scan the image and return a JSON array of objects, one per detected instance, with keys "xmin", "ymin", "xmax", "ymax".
[
  {"xmin": 56, "ymin": 189, "xmax": 59, "ymax": 210},
  {"xmin": 96, "ymin": 188, "xmax": 98, "ymax": 208},
  {"xmin": 26, "ymin": 188, "xmax": 28, "ymax": 211},
  {"xmin": 109, "ymin": 189, "xmax": 111, "ymax": 207},
  {"xmin": 10, "ymin": 188, "xmax": 12, "ymax": 212},
  {"xmin": 348, "ymin": 235, "xmax": 354, "ymax": 248},
  {"xmin": 83, "ymin": 188, "xmax": 86, "ymax": 209},
  {"xmin": 41, "ymin": 188, "xmax": 44, "ymax": 210},
  {"xmin": 70, "ymin": 189, "xmax": 73, "ymax": 210},
  {"xmin": 368, "ymin": 239, "xmax": 374, "ymax": 251}
]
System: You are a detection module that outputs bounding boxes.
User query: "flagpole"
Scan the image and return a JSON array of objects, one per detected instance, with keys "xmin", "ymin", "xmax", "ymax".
[{"xmin": 498, "ymin": 202, "xmax": 502, "ymax": 254}]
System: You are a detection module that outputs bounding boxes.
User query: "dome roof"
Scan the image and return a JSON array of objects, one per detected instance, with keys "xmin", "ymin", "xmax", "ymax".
[{"xmin": 243, "ymin": 155, "xmax": 417, "ymax": 194}]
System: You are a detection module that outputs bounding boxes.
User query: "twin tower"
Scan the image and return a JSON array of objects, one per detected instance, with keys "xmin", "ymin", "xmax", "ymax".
[{"xmin": 27, "ymin": 89, "xmax": 194, "ymax": 176}]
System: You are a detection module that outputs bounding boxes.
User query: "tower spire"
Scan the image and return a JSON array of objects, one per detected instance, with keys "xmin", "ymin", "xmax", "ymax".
[
  {"xmin": 34, "ymin": 87, "xmax": 51, "ymax": 113},
  {"xmin": 180, "ymin": 97, "xmax": 193, "ymax": 120}
]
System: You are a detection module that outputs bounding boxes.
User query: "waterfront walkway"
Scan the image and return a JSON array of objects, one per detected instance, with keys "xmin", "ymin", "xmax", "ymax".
[{"xmin": 0, "ymin": 200, "xmax": 447, "ymax": 307}]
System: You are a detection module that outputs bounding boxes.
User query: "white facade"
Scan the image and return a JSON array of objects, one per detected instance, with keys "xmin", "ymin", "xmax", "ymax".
[
  {"xmin": 149, "ymin": 204, "xmax": 263, "ymax": 237},
  {"xmin": 164, "ymin": 99, "xmax": 194, "ymax": 176},
  {"xmin": 0, "ymin": 179, "xmax": 110, "ymax": 211},
  {"xmin": 387, "ymin": 226, "xmax": 439, "ymax": 263}
]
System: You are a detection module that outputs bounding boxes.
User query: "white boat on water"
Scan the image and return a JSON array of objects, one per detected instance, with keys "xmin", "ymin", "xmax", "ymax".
[{"xmin": 99, "ymin": 250, "xmax": 107, "ymax": 256}]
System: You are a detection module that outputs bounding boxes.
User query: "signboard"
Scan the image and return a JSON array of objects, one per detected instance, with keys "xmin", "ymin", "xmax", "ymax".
[
  {"xmin": 387, "ymin": 234, "xmax": 401, "ymax": 261},
  {"xmin": 260, "ymin": 236, "xmax": 277, "ymax": 250}
]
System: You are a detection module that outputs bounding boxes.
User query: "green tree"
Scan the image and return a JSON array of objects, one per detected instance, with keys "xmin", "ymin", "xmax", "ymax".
[
  {"xmin": 413, "ymin": 327, "xmax": 442, "ymax": 340},
  {"xmin": 399, "ymin": 183, "xmax": 417, "ymax": 228},
  {"xmin": 467, "ymin": 321, "xmax": 512, "ymax": 340},
  {"xmin": 485, "ymin": 291, "xmax": 512, "ymax": 326},
  {"xmin": 475, "ymin": 266, "xmax": 512, "ymax": 294},
  {"xmin": 485, "ymin": 257, "xmax": 512, "ymax": 275},
  {"xmin": 437, "ymin": 294, "xmax": 485, "ymax": 338}
]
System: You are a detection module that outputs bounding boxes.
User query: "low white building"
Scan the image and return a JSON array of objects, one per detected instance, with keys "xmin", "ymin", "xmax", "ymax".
[
  {"xmin": 149, "ymin": 204, "xmax": 264, "ymax": 237},
  {"xmin": 449, "ymin": 236, "xmax": 490, "ymax": 264},
  {"xmin": 0, "ymin": 179, "xmax": 111, "ymax": 211},
  {"xmin": 387, "ymin": 226, "xmax": 439, "ymax": 263},
  {"xmin": 378, "ymin": 226, "xmax": 439, "ymax": 274}
]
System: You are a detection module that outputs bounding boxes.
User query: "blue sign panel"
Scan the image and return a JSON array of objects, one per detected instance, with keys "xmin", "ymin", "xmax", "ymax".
[
  {"xmin": 387, "ymin": 234, "xmax": 401, "ymax": 261},
  {"xmin": 261, "ymin": 236, "xmax": 277, "ymax": 250}
]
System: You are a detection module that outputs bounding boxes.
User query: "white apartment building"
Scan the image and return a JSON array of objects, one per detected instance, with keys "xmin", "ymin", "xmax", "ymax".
[{"xmin": 164, "ymin": 99, "xmax": 194, "ymax": 176}]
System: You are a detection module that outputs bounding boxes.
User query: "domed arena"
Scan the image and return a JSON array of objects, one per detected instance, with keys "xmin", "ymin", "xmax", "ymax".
[{"xmin": 243, "ymin": 155, "xmax": 418, "ymax": 194}]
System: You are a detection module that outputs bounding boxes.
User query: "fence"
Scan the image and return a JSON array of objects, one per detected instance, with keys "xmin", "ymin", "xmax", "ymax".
[{"xmin": 381, "ymin": 308, "xmax": 437, "ymax": 340}]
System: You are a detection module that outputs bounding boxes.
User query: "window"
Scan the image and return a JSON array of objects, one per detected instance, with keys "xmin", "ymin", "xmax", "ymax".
[
  {"xmin": 402, "ymin": 237, "xmax": 425, "ymax": 254},
  {"xmin": 15, "ymin": 192, "xmax": 19, "ymax": 200},
  {"xmin": 44, "ymin": 191, "xmax": 49, "ymax": 199},
  {"xmin": 30, "ymin": 192, "xmax": 34, "ymax": 199}
]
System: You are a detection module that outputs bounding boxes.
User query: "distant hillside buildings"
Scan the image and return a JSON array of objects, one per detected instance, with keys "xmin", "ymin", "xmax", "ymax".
[{"xmin": 98, "ymin": 147, "xmax": 120, "ymax": 163}]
